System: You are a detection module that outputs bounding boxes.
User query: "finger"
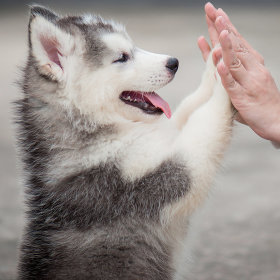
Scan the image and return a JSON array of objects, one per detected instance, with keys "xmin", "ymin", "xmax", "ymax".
[
  {"xmin": 219, "ymin": 30, "xmax": 250, "ymax": 86},
  {"xmin": 215, "ymin": 10, "xmax": 264, "ymax": 64},
  {"xmin": 216, "ymin": 10, "xmax": 251, "ymax": 50},
  {"xmin": 215, "ymin": 15, "xmax": 251, "ymax": 54},
  {"xmin": 206, "ymin": 15, "xmax": 219, "ymax": 47},
  {"xmin": 215, "ymin": 16, "xmax": 248, "ymax": 59},
  {"xmin": 205, "ymin": 2, "xmax": 218, "ymax": 22},
  {"xmin": 217, "ymin": 25, "xmax": 263, "ymax": 70},
  {"xmin": 197, "ymin": 36, "xmax": 211, "ymax": 62},
  {"xmin": 216, "ymin": 8, "xmax": 239, "ymax": 36},
  {"xmin": 215, "ymin": 17, "xmax": 249, "ymax": 61},
  {"xmin": 212, "ymin": 47, "xmax": 222, "ymax": 66},
  {"xmin": 217, "ymin": 59, "xmax": 244, "ymax": 99},
  {"xmin": 215, "ymin": 15, "xmax": 229, "ymax": 35}
]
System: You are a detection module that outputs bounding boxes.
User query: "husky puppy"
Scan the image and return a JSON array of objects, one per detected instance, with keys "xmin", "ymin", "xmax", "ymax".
[{"xmin": 16, "ymin": 5, "xmax": 234, "ymax": 280}]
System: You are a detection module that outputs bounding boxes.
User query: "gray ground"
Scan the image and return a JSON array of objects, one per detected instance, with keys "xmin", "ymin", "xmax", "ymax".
[{"xmin": 0, "ymin": 4, "xmax": 279, "ymax": 280}]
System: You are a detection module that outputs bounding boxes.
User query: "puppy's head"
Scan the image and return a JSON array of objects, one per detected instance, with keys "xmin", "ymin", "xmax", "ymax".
[{"xmin": 28, "ymin": 6, "xmax": 178, "ymax": 125}]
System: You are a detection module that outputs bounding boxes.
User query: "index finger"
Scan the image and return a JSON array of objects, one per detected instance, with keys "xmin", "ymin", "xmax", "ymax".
[
  {"xmin": 206, "ymin": 15, "xmax": 219, "ymax": 47},
  {"xmin": 205, "ymin": 2, "xmax": 218, "ymax": 22}
]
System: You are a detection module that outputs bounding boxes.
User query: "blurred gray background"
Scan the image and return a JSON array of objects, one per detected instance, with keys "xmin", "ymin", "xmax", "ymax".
[{"xmin": 0, "ymin": 0, "xmax": 280, "ymax": 279}]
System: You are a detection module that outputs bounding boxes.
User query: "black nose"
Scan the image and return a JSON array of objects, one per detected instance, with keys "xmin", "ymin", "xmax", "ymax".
[{"xmin": 166, "ymin": 57, "xmax": 179, "ymax": 74}]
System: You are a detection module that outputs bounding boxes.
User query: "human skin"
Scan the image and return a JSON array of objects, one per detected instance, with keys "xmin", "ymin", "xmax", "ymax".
[{"xmin": 197, "ymin": 2, "xmax": 280, "ymax": 143}]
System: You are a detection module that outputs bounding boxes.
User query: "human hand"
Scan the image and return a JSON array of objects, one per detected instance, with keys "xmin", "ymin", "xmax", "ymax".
[
  {"xmin": 198, "ymin": 3, "xmax": 264, "ymax": 64},
  {"xmin": 198, "ymin": 2, "xmax": 280, "ymax": 143}
]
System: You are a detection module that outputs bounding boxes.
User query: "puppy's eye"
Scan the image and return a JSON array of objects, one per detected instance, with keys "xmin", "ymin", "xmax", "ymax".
[{"xmin": 113, "ymin": 53, "xmax": 129, "ymax": 63}]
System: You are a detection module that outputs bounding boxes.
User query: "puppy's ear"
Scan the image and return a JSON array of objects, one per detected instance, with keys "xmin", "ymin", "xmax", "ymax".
[{"xmin": 29, "ymin": 6, "xmax": 74, "ymax": 81}]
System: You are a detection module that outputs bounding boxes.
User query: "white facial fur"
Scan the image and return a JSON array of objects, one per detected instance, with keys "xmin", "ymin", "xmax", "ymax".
[{"xmin": 67, "ymin": 33, "xmax": 175, "ymax": 124}]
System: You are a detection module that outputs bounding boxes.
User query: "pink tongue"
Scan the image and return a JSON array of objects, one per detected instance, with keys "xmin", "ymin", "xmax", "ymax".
[{"xmin": 144, "ymin": 92, "xmax": 172, "ymax": 119}]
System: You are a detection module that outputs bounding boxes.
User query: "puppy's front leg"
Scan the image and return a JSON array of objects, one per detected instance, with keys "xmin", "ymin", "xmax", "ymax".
[
  {"xmin": 173, "ymin": 66, "xmax": 234, "ymax": 215},
  {"xmin": 172, "ymin": 54, "xmax": 216, "ymax": 130}
]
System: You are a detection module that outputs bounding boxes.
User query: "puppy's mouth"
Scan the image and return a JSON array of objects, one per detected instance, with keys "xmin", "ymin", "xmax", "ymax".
[{"xmin": 120, "ymin": 91, "xmax": 171, "ymax": 119}]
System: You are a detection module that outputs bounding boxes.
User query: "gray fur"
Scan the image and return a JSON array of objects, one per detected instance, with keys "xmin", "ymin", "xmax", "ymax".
[
  {"xmin": 16, "ymin": 6, "xmax": 191, "ymax": 280},
  {"xmin": 29, "ymin": 5, "xmax": 126, "ymax": 68}
]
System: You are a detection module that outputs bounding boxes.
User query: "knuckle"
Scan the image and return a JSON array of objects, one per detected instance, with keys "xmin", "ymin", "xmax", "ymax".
[
  {"xmin": 236, "ymin": 43, "xmax": 249, "ymax": 54},
  {"xmin": 229, "ymin": 57, "xmax": 242, "ymax": 69}
]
